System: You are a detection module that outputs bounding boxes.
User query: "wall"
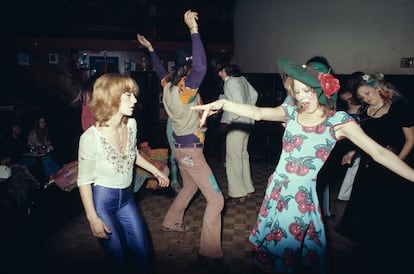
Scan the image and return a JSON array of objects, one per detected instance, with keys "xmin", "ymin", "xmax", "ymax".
[
  {"xmin": 6, "ymin": 37, "xmax": 233, "ymax": 107},
  {"xmin": 233, "ymin": 0, "xmax": 414, "ymax": 74},
  {"xmin": 70, "ymin": 50, "xmax": 147, "ymax": 76}
]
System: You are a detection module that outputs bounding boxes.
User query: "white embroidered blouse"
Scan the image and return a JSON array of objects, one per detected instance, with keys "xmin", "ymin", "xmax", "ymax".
[{"xmin": 77, "ymin": 118, "xmax": 137, "ymax": 189}]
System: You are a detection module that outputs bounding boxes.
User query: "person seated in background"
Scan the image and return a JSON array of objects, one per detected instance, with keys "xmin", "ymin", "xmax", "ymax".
[
  {"xmin": 27, "ymin": 115, "xmax": 54, "ymax": 155},
  {"xmin": 25, "ymin": 115, "xmax": 60, "ymax": 179},
  {"xmin": 4, "ymin": 120, "xmax": 27, "ymax": 164},
  {"xmin": 1, "ymin": 124, "xmax": 38, "ymax": 216}
]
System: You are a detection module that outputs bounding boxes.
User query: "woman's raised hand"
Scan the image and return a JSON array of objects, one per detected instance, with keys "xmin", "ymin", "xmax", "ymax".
[
  {"xmin": 136, "ymin": 33, "xmax": 152, "ymax": 50},
  {"xmin": 184, "ymin": 9, "xmax": 198, "ymax": 29}
]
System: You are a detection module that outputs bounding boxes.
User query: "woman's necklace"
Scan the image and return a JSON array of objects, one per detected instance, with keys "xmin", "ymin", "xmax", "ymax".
[
  {"xmin": 98, "ymin": 124, "xmax": 126, "ymax": 151},
  {"xmin": 113, "ymin": 126, "xmax": 126, "ymax": 151},
  {"xmin": 369, "ymin": 102, "xmax": 387, "ymax": 117}
]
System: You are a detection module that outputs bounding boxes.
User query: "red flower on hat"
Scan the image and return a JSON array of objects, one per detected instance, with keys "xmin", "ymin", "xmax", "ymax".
[{"xmin": 317, "ymin": 73, "xmax": 340, "ymax": 99}]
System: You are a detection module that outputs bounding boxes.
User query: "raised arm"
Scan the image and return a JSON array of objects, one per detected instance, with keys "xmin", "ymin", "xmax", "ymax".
[
  {"xmin": 191, "ymin": 99, "xmax": 285, "ymax": 128},
  {"xmin": 136, "ymin": 33, "xmax": 167, "ymax": 80},
  {"xmin": 336, "ymin": 121, "xmax": 414, "ymax": 182},
  {"xmin": 183, "ymin": 10, "xmax": 207, "ymax": 89}
]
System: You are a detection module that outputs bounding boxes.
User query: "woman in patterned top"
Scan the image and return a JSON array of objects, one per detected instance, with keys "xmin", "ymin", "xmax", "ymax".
[
  {"xmin": 77, "ymin": 73, "xmax": 169, "ymax": 274},
  {"xmin": 192, "ymin": 58, "xmax": 414, "ymax": 274}
]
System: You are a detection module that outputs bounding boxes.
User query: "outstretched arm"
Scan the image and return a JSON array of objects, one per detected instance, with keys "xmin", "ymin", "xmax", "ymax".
[
  {"xmin": 191, "ymin": 99, "xmax": 285, "ymax": 128},
  {"xmin": 336, "ymin": 121, "xmax": 414, "ymax": 182}
]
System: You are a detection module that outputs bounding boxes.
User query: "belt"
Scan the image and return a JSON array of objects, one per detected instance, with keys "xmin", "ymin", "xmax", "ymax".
[{"xmin": 174, "ymin": 143, "xmax": 203, "ymax": 149}]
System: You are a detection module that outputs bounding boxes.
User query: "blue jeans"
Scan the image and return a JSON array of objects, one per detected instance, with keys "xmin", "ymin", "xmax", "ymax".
[
  {"xmin": 93, "ymin": 185, "xmax": 152, "ymax": 274},
  {"xmin": 22, "ymin": 154, "xmax": 60, "ymax": 178}
]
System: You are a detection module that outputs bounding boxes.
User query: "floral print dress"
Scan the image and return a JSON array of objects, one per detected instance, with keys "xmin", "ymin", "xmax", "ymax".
[{"xmin": 249, "ymin": 103, "xmax": 353, "ymax": 273}]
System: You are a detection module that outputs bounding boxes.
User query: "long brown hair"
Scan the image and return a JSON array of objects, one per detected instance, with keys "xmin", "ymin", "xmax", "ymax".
[
  {"xmin": 33, "ymin": 116, "xmax": 51, "ymax": 146},
  {"xmin": 165, "ymin": 65, "xmax": 191, "ymax": 91}
]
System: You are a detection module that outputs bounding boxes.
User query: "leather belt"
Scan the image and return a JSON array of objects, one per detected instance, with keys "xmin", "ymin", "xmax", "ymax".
[{"xmin": 174, "ymin": 143, "xmax": 203, "ymax": 149}]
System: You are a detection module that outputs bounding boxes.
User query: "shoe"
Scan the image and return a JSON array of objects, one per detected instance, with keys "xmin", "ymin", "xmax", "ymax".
[
  {"xmin": 197, "ymin": 254, "xmax": 229, "ymax": 273},
  {"xmin": 225, "ymin": 196, "xmax": 247, "ymax": 204},
  {"xmin": 162, "ymin": 223, "xmax": 190, "ymax": 232}
]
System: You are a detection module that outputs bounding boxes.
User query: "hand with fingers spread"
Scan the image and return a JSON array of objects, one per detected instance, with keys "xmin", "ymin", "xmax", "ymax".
[{"xmin": 191, "ymin": 99, "xmax": 225, "ymax": 128}]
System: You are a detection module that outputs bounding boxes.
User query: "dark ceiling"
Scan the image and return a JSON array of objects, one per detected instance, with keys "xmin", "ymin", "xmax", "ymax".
[{"xmin": 7, "ymin": 0, "xmax": 236, "ymax": 43}]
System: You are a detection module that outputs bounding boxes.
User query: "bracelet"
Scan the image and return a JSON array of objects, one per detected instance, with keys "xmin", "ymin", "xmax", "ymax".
[{"xmin": 189, "ymin": 26, "xmax": 198, "ymax": 31}]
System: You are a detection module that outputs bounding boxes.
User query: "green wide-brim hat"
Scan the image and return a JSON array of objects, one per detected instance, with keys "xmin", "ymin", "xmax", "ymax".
[{"xmin": 278, "ymin": 58, "xmax": 337, "ymax": 106}]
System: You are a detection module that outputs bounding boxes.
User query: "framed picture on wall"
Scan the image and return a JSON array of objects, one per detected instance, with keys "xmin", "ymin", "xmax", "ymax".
[
  {"xmin": 48, "ymin": 53, "xmax": 59, "ymax": 64},
  {"xmin": 17, "ymin": 52, "xmax": 30, "ymax": 66},
  {"xmin": 89, "ymin": 56, "xmax": 119, "ymax": 75},
  {"xmin": 167, "ymin": 61, "xmax": 175, "ymax": 72}
]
